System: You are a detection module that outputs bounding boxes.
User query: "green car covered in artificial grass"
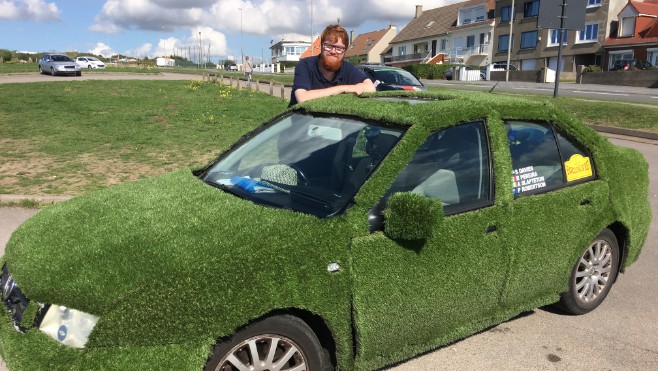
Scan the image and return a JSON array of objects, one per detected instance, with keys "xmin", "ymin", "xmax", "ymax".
[{"xmin": 0, "ymin": 91, "xmax": 651, "ymax": 370}]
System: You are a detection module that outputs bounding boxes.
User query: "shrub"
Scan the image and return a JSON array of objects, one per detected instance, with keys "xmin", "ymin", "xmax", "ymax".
[
  {"xmin": 403, "ymin": 64, "xmax": 455, "ymax": 79},
  {"xmin": 583, "ymin": 65, "xmax": 602, "ymax": 73}
]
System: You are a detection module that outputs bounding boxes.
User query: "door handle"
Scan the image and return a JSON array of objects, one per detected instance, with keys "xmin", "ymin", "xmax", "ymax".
[{"xmin": 485, "ymin": 225, "xmax": 497, "ymax": 234}]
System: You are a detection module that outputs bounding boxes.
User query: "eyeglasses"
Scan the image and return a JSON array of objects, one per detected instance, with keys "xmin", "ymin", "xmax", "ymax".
[{"xmin": 322, "ymin": 43, "xmax": 346, "ymax": 54}]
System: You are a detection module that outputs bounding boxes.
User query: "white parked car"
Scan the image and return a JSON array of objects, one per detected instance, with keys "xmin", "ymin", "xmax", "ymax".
[{"xmin": 76, "ymin": 56, "xmax": 106, "ymax": 69}]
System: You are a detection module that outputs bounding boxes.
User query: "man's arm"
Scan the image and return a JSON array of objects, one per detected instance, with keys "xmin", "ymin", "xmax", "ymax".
[{"xmin": 294, "ymin": 78, "xmax": 376, "ymax": 104}]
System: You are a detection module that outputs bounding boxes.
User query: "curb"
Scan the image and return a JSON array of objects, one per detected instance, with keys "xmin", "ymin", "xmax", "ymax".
[{"xmin": 0, "ymin": 194, "xmax": 73, "ymax": 205}]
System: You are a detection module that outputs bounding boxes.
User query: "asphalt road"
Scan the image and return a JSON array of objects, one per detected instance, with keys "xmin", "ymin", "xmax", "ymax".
[
  {"xmin": 424, "ymin": 79, "xmax": 658, "ymax": 106},
  {"xmin": 0, "ymin": 134, "xmax": 656, "ymax": 370}
]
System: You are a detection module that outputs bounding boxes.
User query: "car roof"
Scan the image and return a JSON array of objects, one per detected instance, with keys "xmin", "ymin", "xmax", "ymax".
[
  {"xmin": 292, "ymin": 90, "xmax": 587, "ymax": 135},
  {"xmin": 357, "ymin": 65, "xmax": 404, "ymax": 71}
]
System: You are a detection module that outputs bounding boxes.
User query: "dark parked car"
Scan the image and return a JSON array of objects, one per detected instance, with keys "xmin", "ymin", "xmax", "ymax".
[
  {"xmin": 0, "ymin": 91, "xmax": 651, "ymax": 370},
  {"xmin": 357, "ymin": 64, "xmax": 426, "ymax": 91},
  {"xmin": 610, "ymin": 59, "xmax": 653, "ymax": 71},
  {"xmin": 38, "ymin": 54, "xmax": 81, "ymax": 76}
]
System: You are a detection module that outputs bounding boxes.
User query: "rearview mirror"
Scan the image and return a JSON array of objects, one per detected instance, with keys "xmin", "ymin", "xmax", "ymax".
[{"xmin": 384, "ymin": 192, "xmax": 443, "ymax": 240}]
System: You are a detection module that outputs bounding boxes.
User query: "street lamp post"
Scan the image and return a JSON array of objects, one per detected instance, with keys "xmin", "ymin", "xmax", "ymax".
[{"xmin": 239, "ymin": 7, "xmax": 243, "ymax": 68}]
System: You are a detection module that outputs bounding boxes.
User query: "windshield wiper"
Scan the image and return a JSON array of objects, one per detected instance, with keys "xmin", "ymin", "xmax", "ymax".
[{"xmin": 204, "ymin": 179, "xmax": 246, "ymax": 200}]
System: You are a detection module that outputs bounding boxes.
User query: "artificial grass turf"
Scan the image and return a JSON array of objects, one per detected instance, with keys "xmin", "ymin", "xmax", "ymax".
[{"xmin": 1, "ymin": 90, "xmax": 651, "ymax": 370}]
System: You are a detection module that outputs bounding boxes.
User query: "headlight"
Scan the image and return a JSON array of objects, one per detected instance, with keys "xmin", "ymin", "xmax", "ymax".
[{"xmin": 39, "ymin": 305, "xmax": 98, "ymax": 348}]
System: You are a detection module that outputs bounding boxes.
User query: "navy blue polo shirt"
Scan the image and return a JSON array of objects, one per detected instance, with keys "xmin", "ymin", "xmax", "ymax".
[{"xmin": 289, "ymin": 56, "xmax": 368, "ymax": 106}]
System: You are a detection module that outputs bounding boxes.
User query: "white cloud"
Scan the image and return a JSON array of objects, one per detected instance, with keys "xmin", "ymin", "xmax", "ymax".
[
  {"xmin": 92, "ymin": 0, "xmax": 461, "ymax": 37},
  {"xmin": 124, "ymin": 43, "xmax": 154, "ymax": 59},
  {"xmin": 0, "ymin": 0, "xmax": 60, "ymax": 21},
  {"xmin": 89, "ymin": 42, "xmax": 114, "ymax": 58},
  {"xmin": 87, "ymin": 0, "xmax": 464, "ymax": 58}
]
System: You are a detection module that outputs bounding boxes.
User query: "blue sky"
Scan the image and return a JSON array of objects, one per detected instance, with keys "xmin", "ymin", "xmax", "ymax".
[{"xmin": 0, "ymin": 0, "xmax": 459, "ymax": 63}]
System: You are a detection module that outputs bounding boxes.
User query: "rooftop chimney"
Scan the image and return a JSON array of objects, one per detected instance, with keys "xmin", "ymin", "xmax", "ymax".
[
  {"xmin": 350, "ymin": 30, "xmax": 355, "ymax": 45},
  {"xmin": 415, "ymin": 5, "xmax": 423, "ymax": 19}
]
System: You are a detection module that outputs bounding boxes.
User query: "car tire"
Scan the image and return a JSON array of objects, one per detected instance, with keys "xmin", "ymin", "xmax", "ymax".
[
  {"xmin": 76, "ymin": 71, "xmax": 82, "ymax": 76},
  {"xmin": 50, "ymin": 67, "xmax": 56, "ymax": 76},
  {"xmin": 39, "ymin": 65, "xmax": 44, "ymax": 75},
  {"xmin": 88, "ymin": 65, "xmax": 92, "ymax": 69},
  {"xmin": 204, "ymin": 315, "xmax": 332, "ymax": 371},
  {"xmin": 555, "ymin": 228, "xmax": 619, "ymax": 315}
]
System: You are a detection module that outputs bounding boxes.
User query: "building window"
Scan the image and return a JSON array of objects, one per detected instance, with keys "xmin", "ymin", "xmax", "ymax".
[
  {"xmin": 608, "ymin": 50, "xmax": 633, "ymax": 70},
  {"xmin": 440, "ymin": 39, "xmax": 447, "ymax": 51},
  {"xmin": 398, "ymin": 46, "xmax": 406, "ymax": 55},
  {"xmin": 619, "ymin": 17, "xmax": 635, "ymax": 37},
  {"xmin": 548, "ymin": 29, "xmax": 568, "ymax": 46},
  {"xmin": 649, "ymin": 49, "xmax": 658, "ymax": 68},
  {"xmin": 520, "ymin": 31, "xmax": 538, "ymax": 49},
  {"xmin": 498, "ymin": 34, "xmax": 512, "ymax": 52},
  {"xmin": 587, "ymin": 0, "xmax": 601, "ymax": 7},
  {"xmin": 467, "ymin": 35, "xmax": 475, "ymax": 48},
  {"xmin": 524, "ymin": 0, "xmax": 539, "ymax": 18},
  {"xmin": 501, "ymin": 6, "xmax": 514, "ymax": 22},
  {"xmin": 578, "ymin": 23, "xmax": 599, "ymax": 43}
]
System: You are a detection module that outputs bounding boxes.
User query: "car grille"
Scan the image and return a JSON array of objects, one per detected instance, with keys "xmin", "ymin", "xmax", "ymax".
[
  {"xmin": 64, "ymin": 66, "xmax": 76, "ymax": 69},
  {"xmin": 1, "ymin": 265, "xmax": 45, "ymax": 332}
]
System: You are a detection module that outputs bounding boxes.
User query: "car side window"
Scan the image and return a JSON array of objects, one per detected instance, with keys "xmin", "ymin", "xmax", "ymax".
[
  {"xmin": 385, "ymin": 121, "xmax": 492, "ymax": 215},
  {"xmin": 555, "ymin": 127, "xmax": 596, "ymax": 183},
  {"xmin": 506, "ymin": 121, "xmax": 595, "ymax": 197}
]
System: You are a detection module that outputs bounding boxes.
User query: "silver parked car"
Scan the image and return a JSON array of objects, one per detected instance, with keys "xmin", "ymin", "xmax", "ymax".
[{"xmin": 38, "ymin": 54, "xmax": 82, "ymax": 76}]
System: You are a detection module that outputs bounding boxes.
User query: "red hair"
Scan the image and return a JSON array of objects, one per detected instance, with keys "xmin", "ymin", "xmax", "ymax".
[{"xmin": 320, "ymin": 24, "xmax": 348, "ymax": 45}]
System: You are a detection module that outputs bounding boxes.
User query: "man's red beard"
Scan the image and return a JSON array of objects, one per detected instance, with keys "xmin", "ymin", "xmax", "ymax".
[{"xmin": 320, "ymin": 53, "xmax": 342, "ymax": 72}]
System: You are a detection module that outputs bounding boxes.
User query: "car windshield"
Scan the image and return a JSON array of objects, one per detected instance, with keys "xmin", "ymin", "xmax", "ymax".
[
  {"xmin": 373, "ymin": 69, "xmax": 422, "ymax": 86},
  {"xmin": 52, "ymin": 55, "xmax": 73, "ymax": 62},
  {"xmin": 201, "ymin": 112, "xmax": 404, "ymax": 217}
]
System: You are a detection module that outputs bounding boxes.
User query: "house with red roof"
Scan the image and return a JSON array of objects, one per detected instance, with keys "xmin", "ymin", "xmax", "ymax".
[
  {"xmin": 344, "ymin": 25, "xmax": 398, "ymax": 64},
  {"xmin": 603, "ymin": 0, "xmax": 658, "ymax": 70}
]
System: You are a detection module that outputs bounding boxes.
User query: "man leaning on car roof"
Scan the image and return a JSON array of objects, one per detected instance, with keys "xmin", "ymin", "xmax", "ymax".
[{"xmin": 289, "ymin": 24, "xmax": 376, "ymax": 106}]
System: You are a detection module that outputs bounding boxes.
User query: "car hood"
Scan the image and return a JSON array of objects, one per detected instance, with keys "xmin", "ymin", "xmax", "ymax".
[{"xmin": 3, "ymin": 170, "xmax": 338, "ymax": 314}]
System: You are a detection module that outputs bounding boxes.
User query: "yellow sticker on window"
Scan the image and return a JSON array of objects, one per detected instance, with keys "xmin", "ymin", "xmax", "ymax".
[{"xmin": 565, "ymin": 154, "xmax": 593, "ymax": 182}]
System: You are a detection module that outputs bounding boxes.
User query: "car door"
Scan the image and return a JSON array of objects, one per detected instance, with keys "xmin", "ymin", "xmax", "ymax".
[
  {"xmin": 351, "ymin": 121, "xmax": 510, "ymax": 366},
  {"xmin": 500, "ymin": 120, "xmax": 610, "ymax": 308}
]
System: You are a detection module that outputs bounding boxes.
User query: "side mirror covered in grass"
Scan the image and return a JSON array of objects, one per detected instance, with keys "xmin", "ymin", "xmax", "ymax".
[{"xmin": 383, "ymin": 192, "xmax": 443, "ymax": 240}]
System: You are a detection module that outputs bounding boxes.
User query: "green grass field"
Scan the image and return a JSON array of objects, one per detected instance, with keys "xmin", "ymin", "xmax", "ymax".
[{"xmin": 0, "ymin": 79, "xmax": 288, "ymax": 195}]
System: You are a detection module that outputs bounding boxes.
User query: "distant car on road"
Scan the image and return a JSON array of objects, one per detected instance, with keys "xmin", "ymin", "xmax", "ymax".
[
  {"xmin": 76, "ymin": 56, "xmax": 106, "ymax": 69},
  {"xmin": 38, "ymin": 54, "xmax": 81, "ymax": 76},
  {"xmin": 228, "ymin": 64, "xmax": 238, "ymax": 71},
  {"xmin": 357, "ymin": 64, "xmax": 426, "ymax": 91},
  {"xmin": 609, "ymin": 59, "xmax": 653, "ymax": 71}
]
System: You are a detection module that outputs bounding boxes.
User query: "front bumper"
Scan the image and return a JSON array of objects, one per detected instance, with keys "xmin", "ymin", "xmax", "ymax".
[
  {"xmin": 0, "ymin": 314, "xmax": 211, "ymax": 371},
  {"xmin": 0, "ymin": 265, "xmax": 212, "ymax": 370}
]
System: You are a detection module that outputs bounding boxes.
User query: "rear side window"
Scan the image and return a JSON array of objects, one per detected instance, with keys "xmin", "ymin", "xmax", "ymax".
[{"xmin": 506, "ymin": 121, "xmax": 595, "ymax": 197}]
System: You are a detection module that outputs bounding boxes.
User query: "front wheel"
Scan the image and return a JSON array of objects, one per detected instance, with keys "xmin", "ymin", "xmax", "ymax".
[
  {"xmin": 204, "ymin": 315, "xmax": 331, "ymax": 371},
  {"xmin": 50, "ymin": 67, "xmax": 56, "ymax": 76},
  {"xmin": 555, "ymin": 228, "xmax": 619, "ymax": 315}
]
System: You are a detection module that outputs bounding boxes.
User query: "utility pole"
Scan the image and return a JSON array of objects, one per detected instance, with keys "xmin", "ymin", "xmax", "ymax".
[{"xmin": 506, "ymin": 0, "xmax": 515, "ymax": 82}]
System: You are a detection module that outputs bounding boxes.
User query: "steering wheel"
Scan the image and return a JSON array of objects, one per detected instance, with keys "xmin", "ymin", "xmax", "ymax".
[{"xmin": 288, "ymin": 164, "xmax": 310, "ymax": 186}]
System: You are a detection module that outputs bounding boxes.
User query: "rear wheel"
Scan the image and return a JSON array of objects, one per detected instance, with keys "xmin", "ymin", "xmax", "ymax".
[
  {"xmin": 555, "ymin": 229, "xmax": 619, "ymax": 315},
  {"xmin": 205, "ymin": 315, "xmax": 331, "ymax": 371}
]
